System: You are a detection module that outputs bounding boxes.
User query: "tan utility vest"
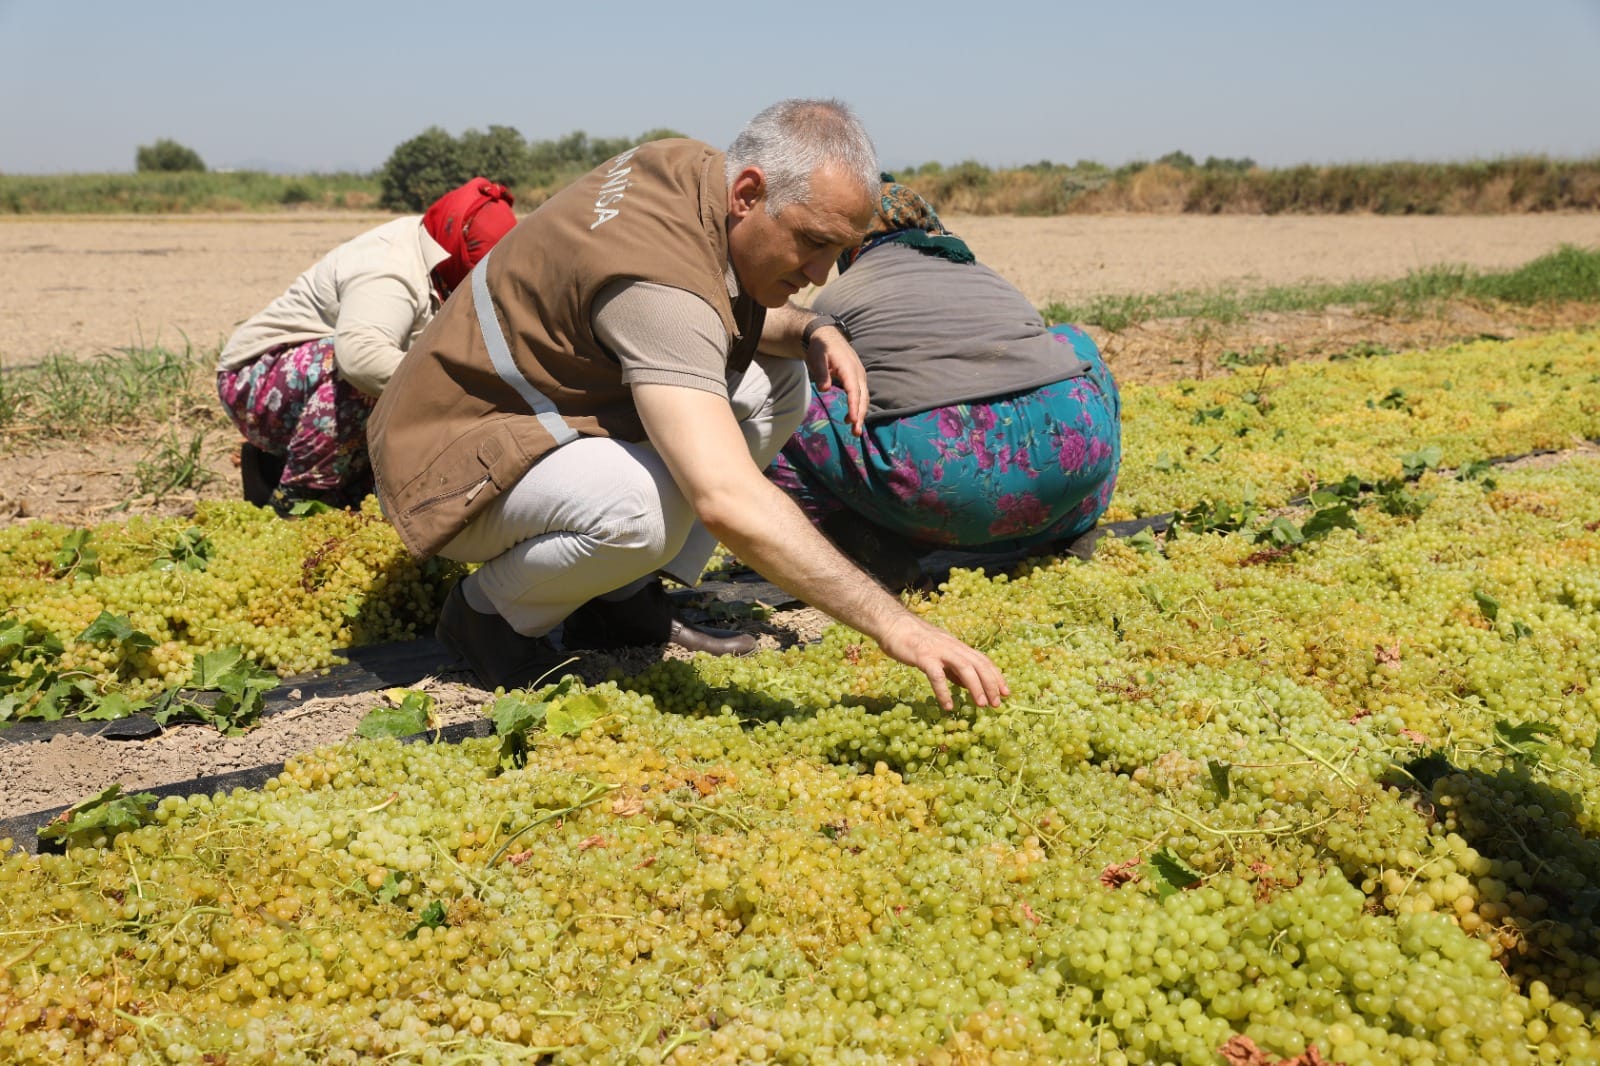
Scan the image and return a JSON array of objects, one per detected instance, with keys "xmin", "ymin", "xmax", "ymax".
[{"xmin": 368, "ymin": 139, "xmax": 767, "ymax": 559}]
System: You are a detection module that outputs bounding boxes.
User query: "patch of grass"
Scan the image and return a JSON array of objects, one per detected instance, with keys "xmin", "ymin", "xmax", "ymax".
[
  {"xmin": 0, "ymin": 170, "xmax": 377, "ymax": 213},
  {"xmin": 0, "ymin": 371, "xmax": 19, "ymax": 430},
  {"xmin": 1043, "ymin": 244, "xmax": 1600, "ymax": 331},
  {"xmin": 132, "ymin": 427, "xmax": 219, "ymax": 501},
  {"xmin": 1468, "ymin": 244, "xmax": 1600, "ymax": 304},
  {"xmin": 0, "ymin": 343, "xmax": 215, "ymax": 438}
]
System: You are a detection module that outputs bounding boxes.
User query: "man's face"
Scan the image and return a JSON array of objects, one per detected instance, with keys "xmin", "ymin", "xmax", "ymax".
[{"xmin": 727, "ymin": 163, "xmax": 874, "ymax": 308}]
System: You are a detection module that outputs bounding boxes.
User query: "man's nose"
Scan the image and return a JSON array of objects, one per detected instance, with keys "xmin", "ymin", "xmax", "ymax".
[{"xmin": 801, "ymin": 253, "xmax": 833, "ymax": 286}]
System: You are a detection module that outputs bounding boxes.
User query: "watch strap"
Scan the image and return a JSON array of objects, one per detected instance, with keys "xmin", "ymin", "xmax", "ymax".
[{"xmin": 802, "ymin": 313, "xmax": 850, "ymax": 348}]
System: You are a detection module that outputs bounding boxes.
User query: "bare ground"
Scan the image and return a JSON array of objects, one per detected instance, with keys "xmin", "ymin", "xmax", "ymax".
[{"xmin": 3, "ymin": 212, "xmax": 1598, "ymax": 827}]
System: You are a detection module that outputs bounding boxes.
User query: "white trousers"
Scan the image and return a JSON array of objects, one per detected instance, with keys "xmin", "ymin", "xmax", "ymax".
[{"xmin": 441, "ymin": 355, "xmax": 807, "ymax": 636}]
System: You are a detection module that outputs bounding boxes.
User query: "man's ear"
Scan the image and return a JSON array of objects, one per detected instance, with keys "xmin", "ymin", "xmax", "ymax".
[{"xmin": 729, "ymin": 166, "xmax": 766, "ymax": 219}]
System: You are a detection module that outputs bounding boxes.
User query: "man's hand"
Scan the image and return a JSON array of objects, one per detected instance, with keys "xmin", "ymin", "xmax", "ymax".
[
  {"xmin": 760, "ymin": 301, "xmax": 869, "ymax": 436},
  {"xmin": 804, "ymin": 326, "xmax": 868, "ymax": 436},
  {"xmin": 875, "ymin": 613, "xmax": 1009, "ymax": 711}
]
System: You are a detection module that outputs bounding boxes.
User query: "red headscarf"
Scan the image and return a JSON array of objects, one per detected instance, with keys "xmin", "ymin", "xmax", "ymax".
[{"xmin": 423, "ymin": 178, "xmax": 518, "ymax": 296}]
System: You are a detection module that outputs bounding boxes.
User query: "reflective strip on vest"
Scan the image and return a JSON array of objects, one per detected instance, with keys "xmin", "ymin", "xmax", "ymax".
[{"xmin": 471, "ymin": 252, "xmax": 579, "ymax": 447}]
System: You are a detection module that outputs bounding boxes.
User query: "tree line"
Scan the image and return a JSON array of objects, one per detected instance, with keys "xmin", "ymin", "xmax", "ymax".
[{"xmin": 20, "ymin": 131, "xmax": 1598, "ymax": 217}]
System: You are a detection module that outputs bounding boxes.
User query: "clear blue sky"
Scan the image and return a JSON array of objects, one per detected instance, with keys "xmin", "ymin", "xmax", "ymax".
[{"xmin": 4, "ymin": 1, "xmax": 1598, "ymax": 175}]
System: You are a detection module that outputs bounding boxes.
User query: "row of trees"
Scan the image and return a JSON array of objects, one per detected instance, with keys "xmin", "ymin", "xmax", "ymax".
[{"xmin": 127, "ymin": 131, "xmax": 1595, "ymax": 218}]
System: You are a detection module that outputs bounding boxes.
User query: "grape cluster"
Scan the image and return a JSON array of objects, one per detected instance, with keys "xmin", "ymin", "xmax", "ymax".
[{"xmin": 0, "ymin": 500, "xmax": 462, "ymax": 699}]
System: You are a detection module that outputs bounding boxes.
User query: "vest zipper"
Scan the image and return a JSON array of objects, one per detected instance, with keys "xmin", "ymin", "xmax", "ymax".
[{"xmin": 412, "ymin": 474, "xmax": 492, "ymax": 515}]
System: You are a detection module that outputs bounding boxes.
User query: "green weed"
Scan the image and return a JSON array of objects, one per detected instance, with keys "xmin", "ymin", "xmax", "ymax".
[
  {"xmin": 1, "ymin": 344, "xmax": 217, "ymax": 439},
  {"xmin": 1043, "ymin": 245, "xmax": 1600, "ymax": 331},
  {"xmin": 133, "ymin": 427, "xmax": 218, "ymax": 500}
]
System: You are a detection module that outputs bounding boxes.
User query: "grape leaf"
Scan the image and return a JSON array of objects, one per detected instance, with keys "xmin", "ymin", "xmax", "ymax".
[
  {"xmin": 1254, "ymin": 517, "xmax": 1304, "ymax": 547},
  {"xmin": 547, "ymin": 691, "xmax": 606, "ymax": 737},
  {"xmin": 190, "ymin": 647, "xmax": 249, "ymax": 688},
  {"xmin": 77, "ymin": 611, "xmax": 157, "ymax": 652},
  {"xmin": 376, "ymin": 871, "xmax": 403, "ymax": 904},
  {"xmin": 0, "ymin": 621, "xmax": 29, "ymax": 666},
  {"xmin": 284, "ymin": 498, "xmax": 337, "ymax": 518},
  {"xmin": 1400, "ymin": 444, "xmax": 1442, "ymax": 475},
  {"xmin": 150, "ymin": 647, "xmax": 277, "ymax": 733},
  {"xmin": 1207, "ymin": 759, "xmax": 1231, "ymax": 800},
  {"xmin": 33, "ymin": 677, "xmax": 99, "ymax": 721},
  {"xmin": 491, "ymin": 679, "xmax": 572, "ymax": 769},
  {"xmin": 1125, "ymin": 528, "xmax": 1161, "ymax": 555},
  {"xmin": 51, "ymin": 528, "xmax": 100, "ymax": 578},
  {"xmin": 37, "ymin": 784, "xmax": 158, "ymax": 849},
  {"xmin": 76, "ymin": 690, "xmax": 145, "ymax": 722},
  {"xmin": 1300, "ymin": 502, "xmax": 1359, "ymax": 540},
  {"xmin": 1472, "ymin": 589, "xmax": 1500, "ymax": 622},
  {"xmin": 355, "ymin": 690, "xmax": 435, "ymax": 739},
  {"xmin": 1494, "ymin": 719, "xmax": 1556, "ymax": 758},
  {"xmin": 404, "ymin": 900, "xmax": 449, "ymax": 939},
  {"xmin": 152, "ymin": 528, "xmax": 211, "ymax": 572},
  {"xmin": 1148, "ymin": 848, "xmax": 1204, "ymax": 899}
]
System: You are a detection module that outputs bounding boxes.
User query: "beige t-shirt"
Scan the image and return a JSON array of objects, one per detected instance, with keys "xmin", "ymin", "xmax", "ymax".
[{"xmin": 591, "ymin": 269, "xmax": 742, "ymax": 400}]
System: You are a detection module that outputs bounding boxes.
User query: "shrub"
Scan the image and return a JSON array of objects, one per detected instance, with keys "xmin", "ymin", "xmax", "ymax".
[
  {"xmin": 458, "ymin": 124, "xmax": 532, "ymax": 190},
  {"xmin": 135, "ymin": 139, "xmax": 205, "ymax": 173},
  {"xmin": 378, "ymin": 126, "xmax": 469, "ymax": 211}
]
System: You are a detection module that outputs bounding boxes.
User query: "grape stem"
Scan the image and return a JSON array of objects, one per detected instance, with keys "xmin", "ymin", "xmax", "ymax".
[
  {"xmin": 1, "ymin": 941, "xmax": 45, "ymax": 970},
  {"xmin": 1161, "ymin": 805, "xmax": 1336, "ymax": 853},
  {"xmin": 376, "ymin": 1036, "xmax": 566, "ymax": 1062},
  {"xmin": 1397, "ymin": 857, "xmax": 1442, "ymax": 901},
  {"xmin": 486, "ymin": 782, "xmax": 618, "ymax": 867},
  {"xmin": 659, "ymin": 1027, "xmax": 707, "ymax": 1057},
  {"xmin": 1280, "ymin": 736, "xmax": 1358, "ymax": 789},
  {"xmin": 681, "ymin": 802, "xmax": 754, "ymax": 833},
  {"xmin": 122, "ymin": 839, "xmax": 147, "ymax": 899},
  {"xmin": 430, "ymin": 838, "xmax": 493, "ymax": 898}
]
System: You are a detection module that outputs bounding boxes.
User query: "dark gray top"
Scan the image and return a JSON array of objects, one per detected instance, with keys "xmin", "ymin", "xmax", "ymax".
[{"xmin": 813, "ymin": 243, "xmax": 1089, "ymax": 421}]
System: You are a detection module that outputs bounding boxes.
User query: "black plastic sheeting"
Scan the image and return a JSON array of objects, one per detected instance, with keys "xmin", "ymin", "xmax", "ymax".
[{"xmin": 0, "ymin": 718, "xmax": 496, "ymax": 856}]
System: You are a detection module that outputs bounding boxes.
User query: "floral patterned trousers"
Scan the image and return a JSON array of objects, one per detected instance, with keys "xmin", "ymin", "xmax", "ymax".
[
  {"xmin": 215, "ymin": 338, "xmax": 377, "ymax": 503},
  {"xmin": 766, "ymin": 324, "xmax": 1121, "ymax": 553}
]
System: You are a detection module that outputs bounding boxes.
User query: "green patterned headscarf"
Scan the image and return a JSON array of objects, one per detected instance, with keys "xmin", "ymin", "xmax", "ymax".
[{"xmin": 836, "ymin": 176, "xmax": 976, "ymax": 274}]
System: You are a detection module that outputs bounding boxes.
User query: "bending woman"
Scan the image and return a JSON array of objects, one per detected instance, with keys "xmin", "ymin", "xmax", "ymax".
[
  {"xmin": 767, "ymin": 180, "xmax": 1121, "ymax": 586},
  {"xmin": 216, "ymin": 178, "xmax": 517, "ymax": 515}
]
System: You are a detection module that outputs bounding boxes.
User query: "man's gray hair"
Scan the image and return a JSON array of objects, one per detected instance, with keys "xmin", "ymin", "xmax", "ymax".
[{"xmin": 726, "ymin": 98, "xmax": 879, "ymax": 216}]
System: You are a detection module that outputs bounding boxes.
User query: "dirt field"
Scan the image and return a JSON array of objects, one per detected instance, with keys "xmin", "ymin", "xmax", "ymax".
[
  {"xmin": 5, "ymin": 212, "xmax": 1600, "ymax": 366},
  {"xmin": 4, "ymin": 212, "xmax": 1600, "ymax": 826}
]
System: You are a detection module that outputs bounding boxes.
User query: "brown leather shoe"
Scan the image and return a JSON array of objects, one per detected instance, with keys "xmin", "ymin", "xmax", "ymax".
[
  {"xmin": 564, "ymin": 579, "xmax": 757, "ymax": 657},
  {"xmin": 666, "ymin": 617, "xmax": 759, "ymax": 656},
  {"xmin": 436, "ymin": 582, "xmax": 568, "ymax": 689}
]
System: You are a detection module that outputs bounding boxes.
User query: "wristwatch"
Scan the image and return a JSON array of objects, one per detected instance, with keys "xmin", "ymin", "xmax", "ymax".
[{"xmin": 801, "ymin": 313, "xmax": 851, "ymax": 350}]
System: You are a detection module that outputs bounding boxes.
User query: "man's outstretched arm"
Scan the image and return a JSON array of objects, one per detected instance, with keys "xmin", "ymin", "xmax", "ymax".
[{"xmin": 634, "ymin": 382, "xmax": 1008, "ymax": 711}]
